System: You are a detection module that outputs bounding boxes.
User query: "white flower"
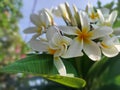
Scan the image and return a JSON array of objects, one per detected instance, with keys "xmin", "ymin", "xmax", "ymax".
[
  {"xmin": 87, "ymin": 3, "xmax": 99, "ymax": 22},
  {"xmin": 60, "ymin": 11, "xmax": 113, "ymax": 61},
  {"xmin": 52, "ymin": 2, "xmax": 69, "ymax": 19},
  {"xmin": 99, "ymin": 36, "xmax": 119, "ymax": 57},
  {"xmin": 23, "ymin": 9, "xmax": 53, "ymax": 36},
  {"xmin": 28, "ymin": 26, "xmax": 72, "ymax": 76},
  {"xmin": 97, "ymin": 8, "xmax": 118, "ymax": 26},
  {"xmin": 52, "ymin": 2, "xmax": 76, "ymax": 26}
]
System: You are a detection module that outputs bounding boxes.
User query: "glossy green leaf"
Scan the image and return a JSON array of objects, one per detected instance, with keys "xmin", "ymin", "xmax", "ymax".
[
  {"xmin": 87, "ymin": 56, "xmax": 108, "ymax": 79},
  {"xmin": 0, "ymin": 54, "xmax": 57, "ymax": 74},
  {"xmin": 42, "ymin": 75, "xmax": 86, "ymax": 88},
  {"xmin": 0, "ymin": 54, "xmax": 78, "ymax": 76},
  {"xmin": 0, "ymin": 54, "xmax": 85, "ymax": 88},
  {"xmin": 89, "ymin": 54, "xmax": 120, "ymax": 90}
]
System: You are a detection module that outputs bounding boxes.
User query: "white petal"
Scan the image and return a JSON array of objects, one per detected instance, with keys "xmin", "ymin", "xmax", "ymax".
[
  {"xmin": 39, "ymin": 10, "xmax": 51, "ymax": 27},
  {"xmin": 62, "ymin": 36, "xmax": 72, "ymax": 45},
  {"xmin": 58, "ymin": 26, "xmax": 79, "ymax": 35},
  {"xmin": 23, "ymin": 27, "xmax": 38, "ymax": 34},
  {"xmin": 62, "ymin": 38, "xmax": 83, "ymax": 58},
  {"xmin": 92, "ymin": 26, "xmax": 113, "ymax": 39},
  {"xmin": 52, "ymin": 33, "xmax": 72, "ymax": 46},
  {"xmin": 51, "ymin": 32, "xmax": 63, "ymax": 46},
  {"xmin": 45, "ymin": 9, "xmax": 54, "ymax": 25},
  {"xmin": 80, "ymin": 11, "xmax": 90, "ymax": 31},
  {"xmin": 28, "ymin": 37, "xmax": 48, "ymax": 52},
  {"xmin": 100, "ymin": 8, "xmax": 110, "ymax": 16},
  {"xmin": 52, "ymin": 7, "xmax": 62, "ymax": 17},
  {"xmin": 54, "ymin": 57, "xmax": 66, "ymax": 76},
  {"xmin": 102, "ymin": 46, "xmax": 119, "ymax": 57},
  {"xmin": 115, "ymin": 44, "xmax": 120, "ymax": 51},
  {"xmin": 46, "ymin": 27, "xmax": 72, "ymax": 46},
  {"xmin": 102, "ymin": 36, "xmax": 115, "ymax": 46},
  {"xmin": 109, "ymin": 36, "xmax": 120, "ymax": 51},
  {"xmin": 30, "ymin": 14, "xmax": 41, "ymax": 27},
  {"xmin": 112, "ymin": 37, "xmax": 120, "ymax": 51},
  {"xmin": 48, "ymin": 30, "xmax": 63, "ymax": 49},
  {"xmin": 54, "ymin": 44, "xmax": 67, "ymax": 57},
  {"xmin": 108, "ymin": 10, "xmax": 118, "ymax": 25},
  {"xmin": 59, "ymin": 3, "xmax": 69, "ymax": 19},
  {"xmin": 49, "ymin": 34, "xmax": 71, "ymax": 51},
  {"xmin": 46, "ymin": 26, "xmax": 58, "ymax": 41},
  {"xmin": 48, "ymin": 40, "xmax": 58, "ymax": 49},
  {"xmin": 87, "ymin": 2, "xmax": 93, "ymax": 11},
  {"xmin": 97, "ymin": 9, "xmax": 104, "ymax": 23},
  {"xmin": 73, "ymin": 4, "xmax": 78, "ymax": 13},
  {"xmin": 49, "ymin": 33, "xmax": 71, "ymax": 52},
  {"xmin": 83, "ymin": 41, "xmax": 101, "ymax": 61},
  {"xmin": 114, "ymin": 28, "xmax": 120, "ymax": 36}
]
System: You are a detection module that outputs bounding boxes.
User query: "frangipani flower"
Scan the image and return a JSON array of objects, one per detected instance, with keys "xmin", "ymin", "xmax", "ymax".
[
  {"xmin": 99, "ymin": 36, "xmax": 119, "ymax": 57},
  {"xmin": 86, "ymin": 3, "xmax": 99, "ymax": 22},
  {"xmin": 60, "ymin": 11, "xmax": 113, "ymax": 61},
  {"xmin": 97, "ymin": 8, "xmax": 118, "ymax": 27},
  {"xmin": 28, "ymin": 26, "xmax": 72, "ymax": 76},
  {"xmin": 96, "ymin": 8, "xmax": 120, "ymax": 52},
  {"xmin": 24, "ymin": 9, "xmax": 54, "ymax": 36},
  {"xmin": 52, "ymin": 2, "xmax": 76, "ymax": 26}
]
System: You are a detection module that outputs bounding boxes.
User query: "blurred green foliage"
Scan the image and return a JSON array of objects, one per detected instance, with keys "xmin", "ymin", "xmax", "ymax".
[
  {"xmin": 0, "ymin": 1, "xmax": 28, "ymax": 89},
  {"xmin": 0, "ymin": 0, "xmax": 27, "ymax": 65}
]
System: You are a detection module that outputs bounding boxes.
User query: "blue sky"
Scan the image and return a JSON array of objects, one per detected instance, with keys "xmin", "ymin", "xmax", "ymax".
[{"xmin": 19, "ymin": 0, "xmax": 116, "ymax": 42}]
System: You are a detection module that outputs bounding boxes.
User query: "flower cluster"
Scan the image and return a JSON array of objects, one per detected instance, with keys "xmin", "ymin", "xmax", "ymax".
[{"xmin": 24, "ymin": 2, "xmax": 120, "ymax": 76}]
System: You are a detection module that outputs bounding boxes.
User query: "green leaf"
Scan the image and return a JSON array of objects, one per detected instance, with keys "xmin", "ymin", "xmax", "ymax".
[
  {"xmin": 0, "ymin": 54, "xmax": 57, "ymax": 74},
  {"xmin": 88, "ymin": 54, "xmax": 120, "ymax": 90},
  {"xmin": 42, "ymin": 75, "xmax": 86, "ymax": 88},
  {"xmin": 87, "ymin": 56, "xmax": 108, "ymax": 79},
  {"xmin": 0, "ymin": 54, "xmax": 78, "ymax": 76},
  {"xmin": 114, "ymin": 20, "xmax": 120, "ymax": 28},
  {"xmin": 0, "ymin": 54, "xmax": 86, "ymax": 88}
]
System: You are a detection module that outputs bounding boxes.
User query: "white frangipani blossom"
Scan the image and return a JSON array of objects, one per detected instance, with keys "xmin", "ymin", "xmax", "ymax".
[
  {"xmin": 28, "ymin": 26, "xmax": 72, "ymax": 76},
  {"xmin": 52, "ymin": 2, "xmax": 76, "ymax": 26},
  {"xmin": 23, "ymin": 9, "xmax": 54, "ymax": 36},
  {"xmin": 60, "ymin": 11, "xmax": 113, "ymax": 61},
  {"xmin": 87, "ymin": 3, "xmax": 99, "ymax": 22},
  {"xmin": 99, "ymin": 36, "xmax": 119, "ymax": 57},
  {"xmin": 97, "ymin": 8, "xmax": 118, "ymax": 26}
]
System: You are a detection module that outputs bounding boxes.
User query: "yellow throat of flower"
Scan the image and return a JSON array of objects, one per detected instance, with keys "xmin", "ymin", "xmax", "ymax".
[
  {"xmin": 48, "ymin": 48, "xmax": 57, "ymax": 55},
  {"xmin": 90, "ymin": 12, "xmax": 99, "ymax": 19},
  {"xmin": 76, "ymin": 28, "xmax": 93, "ymax": 43}
]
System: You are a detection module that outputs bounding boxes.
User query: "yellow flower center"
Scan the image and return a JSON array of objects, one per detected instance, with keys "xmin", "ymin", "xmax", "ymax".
[
  {"xmin": 48, "ymin": 48, "xmax": 57, "ymax": 55},
  {"xmin": 76, "ymin": 28, "xmax": 93, "ymax": 43},
  {"xmin": 37, "ymin": 27, "xmax": 42, "ymax": 34},
  {"xmin": 41, "ymin": 23, "xmax": 46, "ymax": 28},
  {"xmin": 90, "ymin": 12, "xmax": 99, "ymax": 19}
]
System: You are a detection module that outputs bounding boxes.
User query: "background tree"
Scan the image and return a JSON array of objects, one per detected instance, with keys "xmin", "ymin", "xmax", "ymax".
[
  {"xmin": 0, "ymin": 0, "xmax": 28, "ymax": 89},
  {"xmin": 0, "ymin": 0, "xmax": 27, "ymax": 66}
]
